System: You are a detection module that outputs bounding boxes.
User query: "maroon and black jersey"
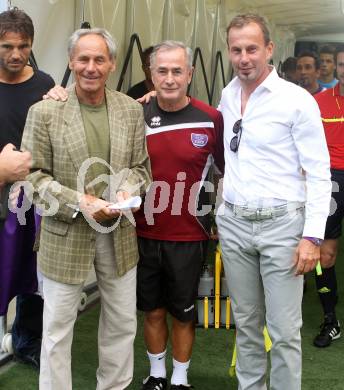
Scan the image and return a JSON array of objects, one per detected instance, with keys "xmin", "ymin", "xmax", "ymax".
[{"xmin": 135, "ymin": 97, "xmax": 224, "ymax": 241}]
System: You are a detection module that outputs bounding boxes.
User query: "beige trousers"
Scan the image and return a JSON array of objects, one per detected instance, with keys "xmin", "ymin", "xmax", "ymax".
[{"xmin": 39, "ymin": 232, "xmax": 137, "ymax": 390}]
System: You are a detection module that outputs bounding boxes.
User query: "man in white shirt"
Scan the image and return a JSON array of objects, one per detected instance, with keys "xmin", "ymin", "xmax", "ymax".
[{"xmin": 216, "ymin": 14, "xmax": 332, "ymax": 390}]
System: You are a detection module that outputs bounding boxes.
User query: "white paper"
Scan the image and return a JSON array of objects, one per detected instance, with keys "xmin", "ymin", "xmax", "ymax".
[{"xmin": 107, "ymin": 196, "xmax": 142, "ymax": 210}]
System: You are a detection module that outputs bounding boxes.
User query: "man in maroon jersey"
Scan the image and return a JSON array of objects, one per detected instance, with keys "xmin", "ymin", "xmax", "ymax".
[{"xmin": 135, "ymin": 41, "xmax": 224, "ymax": 390}]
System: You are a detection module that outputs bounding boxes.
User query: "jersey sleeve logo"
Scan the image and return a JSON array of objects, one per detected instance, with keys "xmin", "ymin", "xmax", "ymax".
[{"xmin": 191, "ymin": 133, "xmax": 208, "ymax": 148}]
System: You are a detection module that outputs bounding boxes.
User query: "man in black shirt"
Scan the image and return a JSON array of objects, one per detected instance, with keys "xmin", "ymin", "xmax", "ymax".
[
  {"xmin": 127, "ymin": 46, "xmax": 154, "ymax": 99},
  {"xmin": 0, "ymin": 8, "xmax": 54, "ymax": 368}
]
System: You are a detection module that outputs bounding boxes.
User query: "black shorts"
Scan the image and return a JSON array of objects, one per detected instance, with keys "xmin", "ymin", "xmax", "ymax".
[
  {"xmin": 325, "ymin": 169, "xmax": 344, "ymax": 239},
  {"xmin": 137, "ymin": 237, "xmax": 207, "ymax": 322}
]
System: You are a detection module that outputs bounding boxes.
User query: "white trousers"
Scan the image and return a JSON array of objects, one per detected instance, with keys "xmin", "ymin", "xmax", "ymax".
[
  {"xmin": 217, "ymin": 204, "xmax": 304, "ymax": 390},
  {"xmin": 39, "ymin": 233, "xmax": 137, "ymax": 390}
]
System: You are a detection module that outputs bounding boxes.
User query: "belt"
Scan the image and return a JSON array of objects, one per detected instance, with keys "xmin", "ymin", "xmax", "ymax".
[{"xmin": 224, "ymin": 201, "xmax": 304, "ymax": 221}]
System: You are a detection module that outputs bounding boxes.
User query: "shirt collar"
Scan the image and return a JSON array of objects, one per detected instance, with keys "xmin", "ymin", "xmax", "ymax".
[
  {"xmin": 257, "ymin": 66, "xmax": 279, "ymax": 92},
  {"xmin": 230, "ymin": 65, "xmax": 279, "ymax": 94},
  {"xmin": 333, "ymin": 83, "xmax": 341, "ymax": 97}
]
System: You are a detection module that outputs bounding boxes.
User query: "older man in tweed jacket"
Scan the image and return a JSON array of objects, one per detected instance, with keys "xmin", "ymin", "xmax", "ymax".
[{"xmin": 21, "ymin": 28, "xmax": 151, "ymax": 390}]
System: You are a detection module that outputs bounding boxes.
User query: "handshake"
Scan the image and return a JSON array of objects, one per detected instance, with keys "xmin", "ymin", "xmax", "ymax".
[
  {"xmin": 0, "ymin": 143, "xmax": 32, "ymax": 223},
  {"xmin": 0, "ymin": 143, "xmax": 32, "ymax": 184}
]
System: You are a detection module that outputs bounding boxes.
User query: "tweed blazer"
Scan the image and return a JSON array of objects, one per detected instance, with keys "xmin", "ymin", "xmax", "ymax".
[{"xmin": 21, "ymin": 87, "xmax": 152, "ymax": 284}]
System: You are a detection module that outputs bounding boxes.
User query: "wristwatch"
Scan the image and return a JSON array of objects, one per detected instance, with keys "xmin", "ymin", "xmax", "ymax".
[{"xmin": 303, "ymin": 236, "xmax": 323, "ymax": 246}]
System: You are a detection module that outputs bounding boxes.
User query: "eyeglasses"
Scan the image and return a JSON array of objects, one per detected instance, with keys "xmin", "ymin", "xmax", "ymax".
[{"xmin": 230, "ymin": 119, "xmax": 242, "ymax": 153}]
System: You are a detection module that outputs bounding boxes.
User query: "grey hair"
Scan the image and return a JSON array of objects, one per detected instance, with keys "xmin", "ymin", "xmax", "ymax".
[
  {"xmin": 68, "ymin": 28, "xmax": 117, "ymax": 61},
  {"xmin": 150, "ymin": 40, "xmax": 193, "ymax": 69}
]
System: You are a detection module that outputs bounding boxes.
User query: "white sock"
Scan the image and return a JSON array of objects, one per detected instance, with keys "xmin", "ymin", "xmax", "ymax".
[
  {"xmin": 147, "ymin": 350, "xmax": 167, "ymax": 378},
  {"xmin": 171, "ymin": 358, "xmax": 190, "ymax": 385}
]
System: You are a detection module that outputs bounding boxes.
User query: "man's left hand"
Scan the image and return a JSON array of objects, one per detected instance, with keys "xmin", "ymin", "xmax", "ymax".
[
  {"xmin": 293, "ymin": 238, "xmax": 320, "ymax": 276},
  {"xmin": 116, "ymin": 190, "xmax": 140, "ymax": 213}
]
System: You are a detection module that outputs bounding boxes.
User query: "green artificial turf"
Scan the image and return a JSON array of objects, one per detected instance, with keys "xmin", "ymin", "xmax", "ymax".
[{"xmin": 1, "ymin": 241, "xmax": 344, "ymax": 389}]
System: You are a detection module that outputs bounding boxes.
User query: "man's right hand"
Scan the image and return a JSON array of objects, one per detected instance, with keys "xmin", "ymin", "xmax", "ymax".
[
  {"xmin": 80, "ymin": 194, "xmax": 121, "ymax": 223},
  {"xmin": 43, "ymin": 85, "xmax": 69, "ymax": 101},
  {"xmin": 0, "ymin": 144, "xmax": 32, "ymax": 184}
]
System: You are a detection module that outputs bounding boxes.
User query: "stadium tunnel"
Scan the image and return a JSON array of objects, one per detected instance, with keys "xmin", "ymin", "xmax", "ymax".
[{"xmin": 2, "ymin": 0, "xmax": 344, "ymax": 105}]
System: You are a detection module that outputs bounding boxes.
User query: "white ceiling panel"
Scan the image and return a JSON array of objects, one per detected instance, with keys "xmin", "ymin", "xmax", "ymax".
[{"xmin": 237, "ymin": 0, "xmax": 344, "ymax": 37}]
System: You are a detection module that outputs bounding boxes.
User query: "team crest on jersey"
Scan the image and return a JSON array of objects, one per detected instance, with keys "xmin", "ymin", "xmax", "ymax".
[
  {"xmin": 191, "ymin": 133, "xmax": 208, "ymax": 148},
  {"xmin": 150, "ymin": 116, "xmax": 161, "ymax": 127}
]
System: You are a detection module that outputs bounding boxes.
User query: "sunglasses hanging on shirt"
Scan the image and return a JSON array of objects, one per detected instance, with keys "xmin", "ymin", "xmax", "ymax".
[{"xmin": 230, "ymin": 119, "xmax": 242, "ymax": 153}]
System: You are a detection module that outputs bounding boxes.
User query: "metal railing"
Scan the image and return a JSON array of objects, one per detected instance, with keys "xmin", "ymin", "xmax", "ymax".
[
  {"xmin": 116, "ymin": 33, "xmax": 230, "ymax": 105},
  {"xmin": 60, "ymin": 31, "xmax": 231, "ymax": 105},
  {"xmin": 61, "ymin": 21, "xmax": 91, "ymax": 88}
]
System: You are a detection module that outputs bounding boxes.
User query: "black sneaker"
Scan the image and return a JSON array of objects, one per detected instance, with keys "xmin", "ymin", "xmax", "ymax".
[
  {"xmin": 170, "ymin": 385, "xmax": 194, "ymax": 389},
  {"xmin": 141, "ymin": 376, "xmax": 167, "ymax": 390},
  {"xmin": 313, "ymin": 316, "xmax": 341, "ymax": 348}
]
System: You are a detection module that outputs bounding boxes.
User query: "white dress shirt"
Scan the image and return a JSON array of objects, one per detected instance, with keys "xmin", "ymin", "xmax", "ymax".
[{"xmin": 219, "ymin": 67, "xmax": 332, "ymax": 238}]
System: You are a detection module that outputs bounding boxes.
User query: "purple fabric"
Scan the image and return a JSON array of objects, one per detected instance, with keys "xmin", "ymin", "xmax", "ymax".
[{"xmin": 0, "ymin": 205, "xmax": 38, "ymax": 316}]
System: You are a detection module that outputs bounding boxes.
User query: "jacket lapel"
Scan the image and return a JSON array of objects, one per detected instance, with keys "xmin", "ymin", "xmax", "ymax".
[
  {"xmin": 106, "ymin": 89, "xmax": 132, "ymax": 197},
  {"xmin": 63, "ymin": 87, "xmax": 95, "ymax": 194},
  {"xmin": 106, "ymin": 89, "xmax": 123, "ymax": 170}
]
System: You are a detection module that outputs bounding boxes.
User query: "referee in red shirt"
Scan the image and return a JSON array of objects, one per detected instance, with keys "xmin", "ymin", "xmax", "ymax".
[{"xmin": 313, "ymin": 44, "xmax": 344, "ymax": 347}]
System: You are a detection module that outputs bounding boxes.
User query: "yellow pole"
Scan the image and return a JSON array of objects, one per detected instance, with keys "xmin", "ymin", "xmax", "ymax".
[
  {"xmin": 204, "ymin": 297, "xmax": 209, "ymax": 329},
  {"xmin": 226, "ymin": 297, "xmax": 231, "ymax": 329},
  {"xmin": 215, "ymin": 249, "xmax": 221, "ymax": 328}
]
